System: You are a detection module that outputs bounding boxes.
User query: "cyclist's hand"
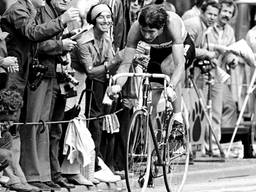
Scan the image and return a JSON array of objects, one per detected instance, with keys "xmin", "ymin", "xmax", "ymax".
[
  {"xmin": 107, "ymin": 85, "xmax": 121, "ymax": 100},
  {"xmin": 133, "ymin": 54, "xmax": 150, "ymax": 68},
  {"xmin": 166, "ymin": 86, "xmax": 177, "ymax": 102}
]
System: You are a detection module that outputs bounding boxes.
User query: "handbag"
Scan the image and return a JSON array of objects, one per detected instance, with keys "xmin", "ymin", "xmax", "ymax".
[{"xmin": 121, "ymin": 64, "xmax": 138, "ymax": 99}]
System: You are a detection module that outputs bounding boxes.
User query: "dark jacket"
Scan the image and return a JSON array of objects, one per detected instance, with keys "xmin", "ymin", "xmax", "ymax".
[
  {"xmin": 0, "ymin": 0, "xmax": 65, "ymax": 95},
  {"xmin": 36, "ymin": 3, "xmax": 64, "ymax": 78}
]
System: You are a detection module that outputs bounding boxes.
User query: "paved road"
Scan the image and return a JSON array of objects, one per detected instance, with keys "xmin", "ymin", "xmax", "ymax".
[
  {"xmin": 133, "ymin": 158, "xmax": 256, "ymax": 192},
  {"xmin": 3, "ymin": 158, "xmax": 255, "ymax": 192}
]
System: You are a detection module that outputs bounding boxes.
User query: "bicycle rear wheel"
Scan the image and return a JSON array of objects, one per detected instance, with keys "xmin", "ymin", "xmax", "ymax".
[
  {"xmin": 125, "ymin": 109, "xmax": 152, "ymax": 192},
  {"xmin": 163, "ymin": 120, "xmax": 190, "ymax": 192}
]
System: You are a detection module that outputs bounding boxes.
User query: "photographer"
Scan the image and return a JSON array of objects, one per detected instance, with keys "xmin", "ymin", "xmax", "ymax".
[
  {"xmin": 19, "ymin": 0, "xmax": 79, "ymax": 190},
  {"xmin": 204, "ymin": 0, "xmax": 238, "ymax": 131},
  {"xmin": 187, "ymin": 0, "xmax": 238, "ymax": 156},
  {"xmin": 1, "ymin": 0, "xmax": 80, "ymax": 96}
]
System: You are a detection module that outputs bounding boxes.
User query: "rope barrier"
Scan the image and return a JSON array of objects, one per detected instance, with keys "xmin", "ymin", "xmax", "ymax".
[
  {"xmin": 0, "ymin": 108, "xmax": 124, "ymax": 126},
  {"xmin": 189, "ymin": 82, "xmax": 255, "ymax": 87}
]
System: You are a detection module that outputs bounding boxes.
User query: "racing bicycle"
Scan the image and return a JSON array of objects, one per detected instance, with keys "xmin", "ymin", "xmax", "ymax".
[{"xmin": 109, "ymin": 73, "xmax": 190, "ymax": 192}]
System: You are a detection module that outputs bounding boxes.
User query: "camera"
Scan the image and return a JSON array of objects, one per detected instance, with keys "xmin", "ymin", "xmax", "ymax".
[
  {"xmin": 29, "ymin": 58, "xmax": 48, "ymax": 91},
  {"xmin": 56, "ymin": 64, "xmax": 79, "ymax": 98},
  {"xmin": 59, "ymin": 82, "xmax": 78, "ymax": 98},
  {"xmin": 57, "ymin": 54, "xmax": 70, "ymax": 66},
  {"xmin": 193, "ymin": 56, "xmax": 216, "ymax": 74},
  {"xmin": 57, "ymin": 70, "xmax": 79, "ymax": 86}
]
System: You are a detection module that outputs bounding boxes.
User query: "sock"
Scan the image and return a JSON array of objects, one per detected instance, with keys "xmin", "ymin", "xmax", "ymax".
[{"xmin": 173, "ymin": 112, "xmax": 183, "ymax": 124}]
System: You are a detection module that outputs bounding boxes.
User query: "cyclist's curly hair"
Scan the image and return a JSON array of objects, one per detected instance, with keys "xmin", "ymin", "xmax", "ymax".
[
  {"xmin": 0, "ymin": 88, "xmax": 23, "ymax": 115},
  {"xmin": 138, "ymin": 4, "xmax": 168, "ymax": 30}
]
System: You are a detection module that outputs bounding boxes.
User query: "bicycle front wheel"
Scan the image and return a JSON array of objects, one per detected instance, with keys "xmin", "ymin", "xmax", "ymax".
[
  {"xmin": 125, "ymin": 109, "xmax": 152, "ymax": 192},
  {"xmin": 163, "ymin": 120, "xmax": 190, "ymax": 192}
]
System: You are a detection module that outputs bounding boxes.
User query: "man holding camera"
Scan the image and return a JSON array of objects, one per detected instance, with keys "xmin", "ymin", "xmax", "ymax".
[
  {"xmin": 1, "ymin": 0, "xmax": 80, "ymax": 96},
  {"xmin": 1, "ymin": 0, "xmax": 80, "ymax": 190},
  {"xmin": 185, "ymin": 0, "xmax": 238, "ymax": 156},
  {"xmin": 19, "ymin": 0, "xmax": 79, "ymax": 190},
  {"xmin": 202, "ymin": 0, "xmax": 238, "ymax": 154}
]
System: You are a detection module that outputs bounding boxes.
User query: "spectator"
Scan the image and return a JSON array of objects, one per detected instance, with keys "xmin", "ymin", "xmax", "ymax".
[
  {"xmin": 246, "ymin": 22, "xmax": 256, "ymax": 127},
  {"xmin": 61, "ymin": 21, "xmax": 96, "ymax": 186},
  {"xmin": 77, "ymin": 3, "xmax": 122, "ymax": 182},
  {"xmin": 25, "ymin": 0, "xmax": 78, "ymax": 190},
  {"xmin": 182, "ymin": 0, "xmax": 206, "ymax": 20},
  {"xmin": 129, "ymin": 0, "xmax": 143, "ymax": 25},
  {"xmin": 0, "ymin": 0, "xmax": 18, "ymax": 90},
  {"xmin": 0, "ymin": 88, "xmax": 39, "ymax": 192},
  {"xmin": 184, "ymin": 0, "xmax": 219, "ymax": 58},
  {"xmin": 186, "ymin": 0, "xmax": 238, "ymax": 156},
  {"xmin": 184, "ymin": 0, "xmax": 219, "ymax": 154},
  {"xmin": 1, "ymin": 0, "xmax": 80, "ymax": 190},
  {"xmin": 1, "ymin": 0, "xmax": 80, "ymax": 96},
  {"xmin": 100, "ymin": 0, "xmax": 126, "ymax": 51},
  {"xmin": 204, "ymin": 0, "xmax": 238, "ymax": 135}
]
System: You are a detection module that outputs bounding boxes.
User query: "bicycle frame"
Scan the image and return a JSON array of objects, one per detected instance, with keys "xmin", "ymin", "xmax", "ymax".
[
  {"xmin": 110, "ymin": 73, "xmax": 172, "ymax": 165},
  {"xmin": 110, "ymin": 73, "xmax": 189, "ymax": 192}
]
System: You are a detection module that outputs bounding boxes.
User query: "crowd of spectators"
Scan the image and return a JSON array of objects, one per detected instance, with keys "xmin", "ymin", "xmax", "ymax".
[{"xmin": 0, "ymin": 0, "xmax": 255, "ymax": 191}]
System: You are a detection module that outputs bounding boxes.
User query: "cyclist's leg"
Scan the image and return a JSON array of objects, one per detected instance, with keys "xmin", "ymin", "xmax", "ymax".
[
  {"xmin": 169, "ymin": 33, "xmax": 195, "ymax": 139},
  {"xmin": 170, "ymin": 84, "xmax": 185, "ymax": 139},
  {"xmin": 151, "ymin": 82, "xmax": 163, "ymax": 126}
]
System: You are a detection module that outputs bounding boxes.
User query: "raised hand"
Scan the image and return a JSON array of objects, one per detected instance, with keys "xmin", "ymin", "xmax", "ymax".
[{"xmin": 60, "ymin": 7, "xmax": 80, "ymax": 24}]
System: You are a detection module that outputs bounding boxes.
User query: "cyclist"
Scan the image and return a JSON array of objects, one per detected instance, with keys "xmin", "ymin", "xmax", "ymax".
[{"xmin": 109, "ymin": 4, "xmax": 195, "ymax": 139}]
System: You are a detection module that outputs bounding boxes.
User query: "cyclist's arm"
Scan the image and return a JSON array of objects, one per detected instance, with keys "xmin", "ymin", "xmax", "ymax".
[
  {"xmin": 167, "ymin": 14, "xmax": 185, "ymax": 88},
  {"xmin": 115, "ymin": 22, "xmax": 140, "ymax": 87}
]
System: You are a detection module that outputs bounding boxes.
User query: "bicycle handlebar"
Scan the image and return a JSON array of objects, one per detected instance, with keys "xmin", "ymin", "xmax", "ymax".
[{"xmin": 109, "ymin": 73, "xmax": 172, "ymax": 87}]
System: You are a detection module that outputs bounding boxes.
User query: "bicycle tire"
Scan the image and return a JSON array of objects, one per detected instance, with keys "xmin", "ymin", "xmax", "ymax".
[
  {"xmin": 125, "ymin": 109, "xmax": 152, "ymax": 192},
  {"xmin": 163, "ymin": 119, "xmax": 190, "ymax": 192}
]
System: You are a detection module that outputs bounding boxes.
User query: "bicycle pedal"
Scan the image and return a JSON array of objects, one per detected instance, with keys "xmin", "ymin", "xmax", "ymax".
[
  {"xmin": 147, "ymin": 178, "xmax": 154, "ymax": 188},
  {"xmin": 147, "ymin": 183, "xmax": 155, "ymax": 188},
  {"xmin": 138, "ymin": 176, "xmax": 144, "ymax": 188}
]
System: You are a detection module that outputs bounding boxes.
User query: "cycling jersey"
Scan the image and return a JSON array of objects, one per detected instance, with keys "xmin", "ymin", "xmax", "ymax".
[{"xmin": 148, "ymin": 33, "xmax": 195, "ymax": 84}]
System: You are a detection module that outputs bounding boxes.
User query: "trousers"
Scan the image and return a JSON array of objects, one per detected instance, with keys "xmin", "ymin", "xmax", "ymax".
[{"xmin": 20, "ymin": 79, "xmax": 58, "ymax": 182}]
